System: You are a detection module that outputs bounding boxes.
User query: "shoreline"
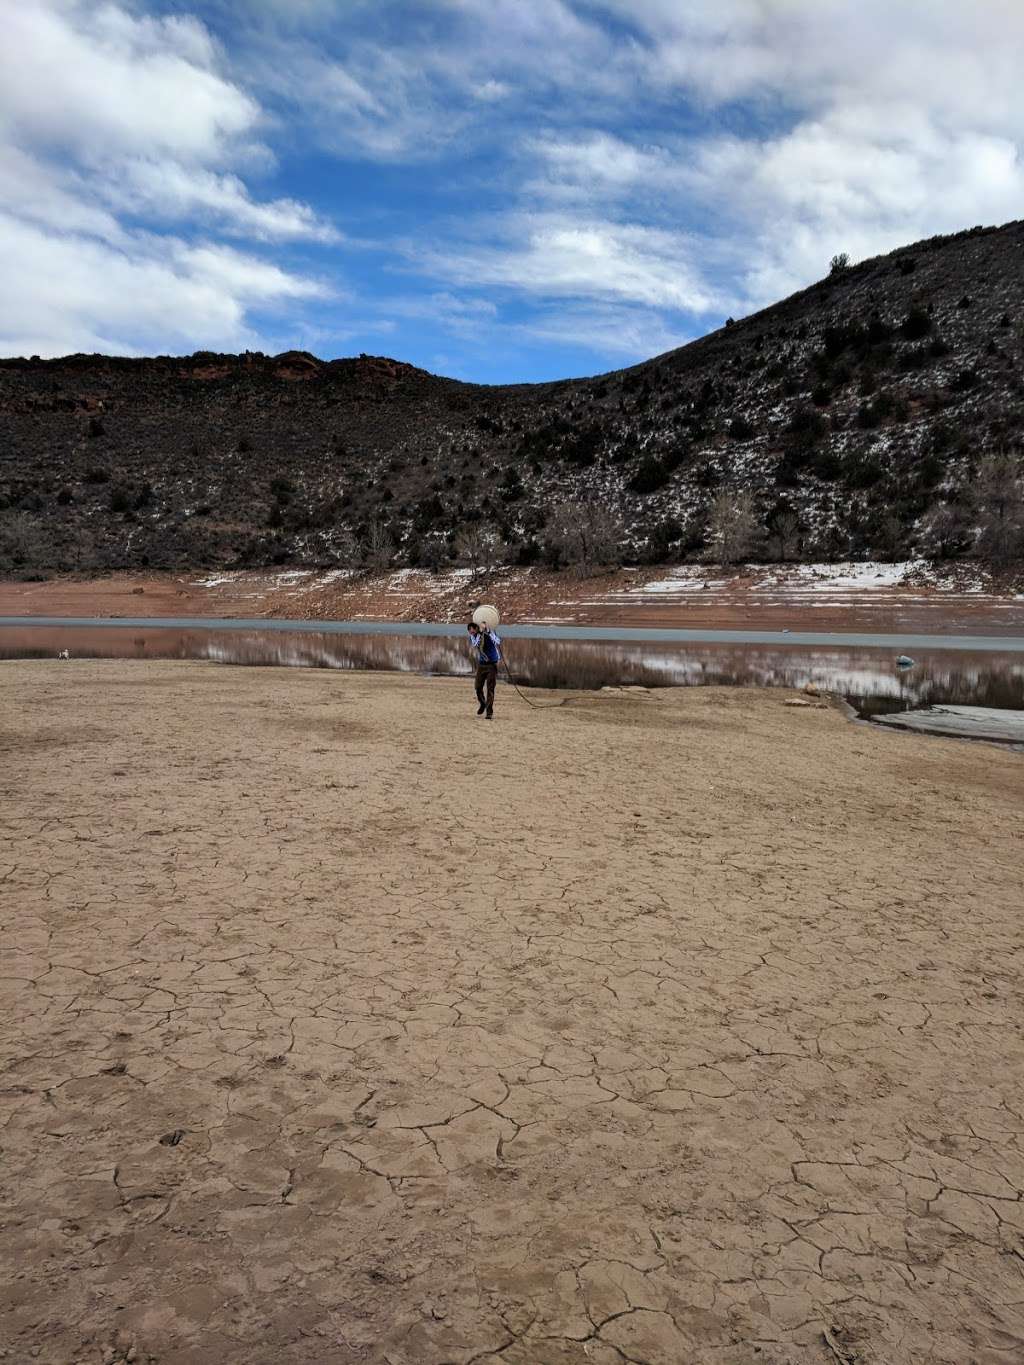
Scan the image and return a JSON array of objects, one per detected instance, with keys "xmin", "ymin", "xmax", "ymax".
[
  {"xmin": 1, "ymin": 561, "xmax": 1023, "ymax": 636},
  {"xmin": 5, "ymin": 612, "xmax": 1024, "ymax": 651}
]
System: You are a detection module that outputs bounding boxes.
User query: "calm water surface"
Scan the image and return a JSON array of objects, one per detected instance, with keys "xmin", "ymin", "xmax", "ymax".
[{"xmin": 2, "ymin": 622, "xmax": 1022, "ymax": 718}]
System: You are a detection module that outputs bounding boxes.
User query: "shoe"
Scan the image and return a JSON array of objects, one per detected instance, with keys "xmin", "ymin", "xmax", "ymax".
[
  {"xmin": 477, "ymin": 703, "xmax": 486, "ymax": 715},
  {"xmin": 486, "ymin": 711, "xmax": 494, "ymax": 720}
]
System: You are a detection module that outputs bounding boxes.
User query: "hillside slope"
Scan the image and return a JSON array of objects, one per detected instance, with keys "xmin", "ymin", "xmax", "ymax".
[{"xmin": 1, "ymin": 220, "xmax": 1022, "ymax": 575}]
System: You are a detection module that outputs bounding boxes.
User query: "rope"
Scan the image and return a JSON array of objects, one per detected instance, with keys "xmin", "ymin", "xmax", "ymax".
[
  {"xmin": 499, "ymin": 648, "xmax": 570, "ymax": 710},
  {"xmin": 470, "ymin": 625, "xmax": 567, "ymax": 712}
]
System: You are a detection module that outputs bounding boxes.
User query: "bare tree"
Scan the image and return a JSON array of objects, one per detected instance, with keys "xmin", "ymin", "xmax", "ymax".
[
  {"xmin": 456, "ymin": 521, "xmax": 502, "ymax": 575},
  {"xmin": 975, "ymin": 456, "xmax": 1024, "ymax": 565},
  {"xmin": 829, "ymin": 252, "xmax": 851, "ymax": 275},
  {"xmin": 767, "ymin": 509, "xmax": 801, "ymax": 562},
  {"xmin": 874, "ymin": 512, "xmax": 905, "ymax": 563},
  {"xmin": 708, "ymin": 490, "xmax": 759, "ymax": 564},
  {"xmin": 0, "ymin": 512, "xmax": 42, "ymax": 571},
  {"xmin": 922, "ymin": 499, "xmax": 973, "ymax": 560},
  {"xmin": 329, "ymin": 526, "xmax": 361, "ymax": 568},
  {"xmin": 545, "ymin": 500, "xmax": 625, "ymax": 576},
  {"xmin": 362, "ymin": 517, "xmax": 395, "ymax": 572}
]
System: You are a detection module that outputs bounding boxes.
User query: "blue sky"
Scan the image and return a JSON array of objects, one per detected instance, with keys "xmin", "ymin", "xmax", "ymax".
[{"xmin": 2, "ymin": 1, "xmax": 1022, "ymax": 382}]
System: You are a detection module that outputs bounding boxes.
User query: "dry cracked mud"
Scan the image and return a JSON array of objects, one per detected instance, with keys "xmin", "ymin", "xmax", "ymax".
[{"xmin": 1, "ymin": 660, "xmax": 1023, "ymax": 1365}]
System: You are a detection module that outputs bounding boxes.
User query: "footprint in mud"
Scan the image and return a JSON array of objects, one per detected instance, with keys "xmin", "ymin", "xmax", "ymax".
[
  {"xmin": 159, "ymin": 1129, "xmax": 186, "ymax": 1146},
  {"xmin": 264, "ymin": 1055, "xmax": 287, "ymax": 1068}
]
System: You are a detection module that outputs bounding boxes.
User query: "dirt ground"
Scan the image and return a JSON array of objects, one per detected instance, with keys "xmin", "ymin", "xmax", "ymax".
[
  {"xmin": 2, "ymin": 662, "xmax": 1023, "ymax": 1365},
  {"xmin": 2, "ymin": 563, "xmax": 1023, "ymax": 634}
]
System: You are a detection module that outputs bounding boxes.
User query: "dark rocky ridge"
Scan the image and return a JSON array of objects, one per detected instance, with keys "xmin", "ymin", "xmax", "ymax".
[{"xmin": 1, "ymin": 219, "xmax": 1022, "ymax": 575}]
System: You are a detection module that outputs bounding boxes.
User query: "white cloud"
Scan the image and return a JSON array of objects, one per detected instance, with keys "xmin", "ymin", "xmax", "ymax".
[
  {"xmin": 386, "ymin": 292, "xmax": 499, "ymax": 339},
  {"xmin": 517, "ymin": 303, "xmax": 691, "ymax": 362},
  {"xmin": 593, "ymin": 0, "xmax": 1024, "ymax": 129},
  {"xmin": 472, "ymin": 79, "xmax": 511, "ymax": 103},
  {"xmin": 3, "ymin": 0, "xmax": 1022, "ymax": 371},
  {"xmin": 0, "ymin": 0, "xmax": 335, "ymax": 357},
  {"xmin": 0, "ymin": 211, "xmax": 326, "ymax": 358},
  {"xmin": 239, "ymin": 0, "xmax": 1024, "ymax": 355},
  {"xmin": 506, "ymin": 2, "xmax": 1024, "ymax": 315},
  {"xmin": 0, "ymin": 145, "xmax": 123, "ymax": 241},
  {"xmin": 678, "ymin": 106, "xmax": 1024, "ymax": 306},
  {"xmin": 411, "ymin": 214, "xmax": 726, "ymax": 314},
  {"xmin": 107, "ymin": 160, "xmax": 340, "ymax": 242},
  {"xmin": 3, "ymin": 1, "xmax": 258, "ymax": 163},
  {"xmin": 527, "ymin": 132, "xmax": 675, "ymax": 195},
  {"xmin": 252, "ymin": 43, "xmax": 470, "ymax": 161},
  {"xmin": 244, "ymin": 0, "xmax": 623, "ymax": 162}
]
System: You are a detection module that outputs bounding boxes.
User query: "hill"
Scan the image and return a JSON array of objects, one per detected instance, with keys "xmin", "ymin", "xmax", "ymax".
[{"xmin": 1, "ymin": 220, "xmax": 1022, "ymax": 576}]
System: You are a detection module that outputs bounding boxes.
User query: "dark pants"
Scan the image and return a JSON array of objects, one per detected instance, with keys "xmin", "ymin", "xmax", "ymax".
[{"xmin": 475, "ymin": 662, "xmax": 497, "ymax": 715}]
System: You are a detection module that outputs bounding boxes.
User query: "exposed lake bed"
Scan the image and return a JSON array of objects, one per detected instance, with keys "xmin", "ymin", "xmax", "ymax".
[{"xmin": 3, "ymin": 659, "xmax": 1022, "ymax": 1365}]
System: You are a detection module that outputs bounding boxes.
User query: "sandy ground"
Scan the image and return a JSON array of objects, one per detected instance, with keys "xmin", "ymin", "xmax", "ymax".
[
  {"xmin": 2, "ymin": 662, "xmax": 1023, "ymax": 1365},
  {"xmin": 2, "ymin": 563, "xmax": 1023, "ymax": 634}
]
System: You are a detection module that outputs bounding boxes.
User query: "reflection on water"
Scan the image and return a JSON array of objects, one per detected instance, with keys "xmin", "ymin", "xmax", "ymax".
[{"xmin": 1, "ymin": 625, "xmax": 1023, "ymax": 716}]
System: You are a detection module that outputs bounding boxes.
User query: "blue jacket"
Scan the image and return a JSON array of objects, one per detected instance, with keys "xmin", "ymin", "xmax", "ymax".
[{"xmin": 473, "ymin": 630, "xmax": 501, "ymax": 664}]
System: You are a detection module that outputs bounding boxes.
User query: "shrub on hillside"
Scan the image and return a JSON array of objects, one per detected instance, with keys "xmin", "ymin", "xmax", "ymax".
[
  {"xmin": 844, "ymin": 455, "xmax": 885, "ymax": 490},
  {"xmin": 628, "ymin": 456, "xmax": 669, "ymax": 494},
  {"xmin": 866, "ymin": 317, "xmax": 892, "ymax": 345},
  {"xmin": 857, "ymin": 391, "xmax": 907, "ymax": 426},
  {"xmin": 562, "ymin": 425, "xmax": 602, "ymax": 467},
  {"xmin": 787, "ymin": 405, "xmax": 828, "ymax": 448},
  {"xmin": 728, "ymin": 415, "xmax": 756, "ymax": 439},
  {"xmin": 901, "ymin": 308, "xmax": 932, "ymax": 341},
  {"xmin": 643, "ymin": 516, "xmax": 685, "ymax": 563}
]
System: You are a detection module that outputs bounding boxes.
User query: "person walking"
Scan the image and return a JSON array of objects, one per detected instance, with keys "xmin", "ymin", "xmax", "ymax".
[{"xmin": 467, "ymin": 620, "xmax": 501, "ymax": 719}]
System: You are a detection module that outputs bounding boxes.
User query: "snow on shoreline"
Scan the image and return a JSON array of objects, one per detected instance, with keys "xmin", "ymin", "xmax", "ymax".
[
  {"xmin": 605, "ymin": 560, "xmax": 1011, "ymax": 600},
  {"xmin": 627, "ymin": 561, "xmax": 923, "ymax": 596},
  {"xmin": 187, "ymin": 560, "xmax": 1019, "ymax": 610}
]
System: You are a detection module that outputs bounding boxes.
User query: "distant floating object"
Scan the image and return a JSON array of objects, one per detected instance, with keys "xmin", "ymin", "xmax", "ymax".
[{"xmin": 896, "ymin": 655, "xmax": 915, "ymax": 668}]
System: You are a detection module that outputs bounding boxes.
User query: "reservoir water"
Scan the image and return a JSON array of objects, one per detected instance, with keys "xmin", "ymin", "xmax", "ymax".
[{"xmin": 2, "ymin": 617, "xmax": 1023, "ymax": 720}]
